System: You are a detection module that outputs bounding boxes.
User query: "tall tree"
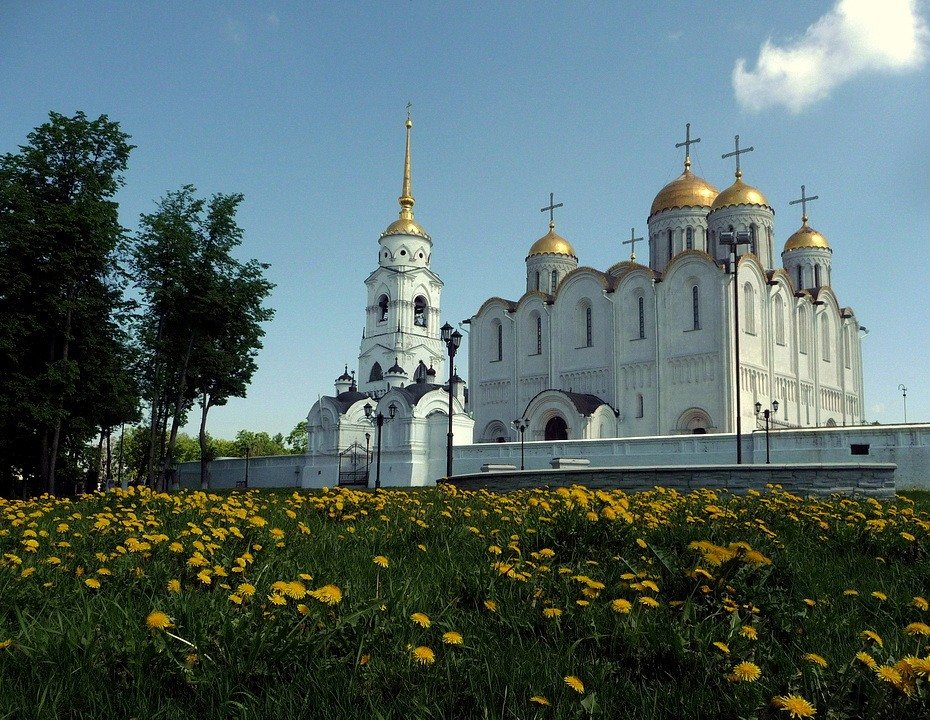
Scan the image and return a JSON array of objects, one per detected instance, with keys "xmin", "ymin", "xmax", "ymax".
[{"xmin": 0, "ymin": 111, "xmax": 137, "ymax": 496}]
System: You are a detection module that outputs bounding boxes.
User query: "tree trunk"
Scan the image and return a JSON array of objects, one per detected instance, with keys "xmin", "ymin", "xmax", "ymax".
[
  {"xmin": 162, "ymin": 332, "xmax": 195, "ymax": 491},
  {"xmin": 47, "ymin": 307, "xmax": 72, "ymax": 496},
  {"xmin": 105, "ymin": 426, "xmax": 112, "ymax": 489},
  {"xmin": 146, "ymin": 318, "xmax": 164, "ymax": 488},
  {"xmin": 199, "ymin": 392, "xmax": 212, "ymax": 490}
]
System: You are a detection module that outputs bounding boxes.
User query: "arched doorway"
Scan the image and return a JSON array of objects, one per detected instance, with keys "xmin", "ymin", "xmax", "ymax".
[
  {"xmin": 545, "ymin": 416, "xmax": 569, "ymax": 441},
  {"xmin": 677, "ymin": 407, "xmax": 712, "ymax": 434}
]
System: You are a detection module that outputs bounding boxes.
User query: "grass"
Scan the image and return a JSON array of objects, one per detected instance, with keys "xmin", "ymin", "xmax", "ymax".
[{"xmin": 1, "ymin": 484, "xmax": 929, "ymax": 719}]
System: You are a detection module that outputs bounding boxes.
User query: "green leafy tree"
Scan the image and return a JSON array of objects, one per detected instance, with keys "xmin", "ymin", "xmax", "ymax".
[
  {"xmin": 286, "ymin": 420, "xmax": 308, "ymax": 454},
  {"xmin": 0, "ymin": 111, "xmax": 137, "ymax": 496}
]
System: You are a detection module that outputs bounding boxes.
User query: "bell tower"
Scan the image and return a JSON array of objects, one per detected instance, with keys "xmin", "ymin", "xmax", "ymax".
[{"xmin": 358, "ymin": 111, "xmax": 445, "ymax": 394}]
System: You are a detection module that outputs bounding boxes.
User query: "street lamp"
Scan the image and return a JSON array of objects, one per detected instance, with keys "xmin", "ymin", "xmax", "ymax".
[
  {"xmin": 441, "ymin": 322, "xmax": 463, "ymax": 479},
  {"xmin": 721, "ymin": 229, "xmax": 752, "ymax": 464},
  {"xmin": 364, "ymin": 432, "xmax": 371, "ymax": 482},
  {"xmin": 512, "ymin": 418, "xmax": 528, "ymax": 470},
  {"xmin": 754, "ymin": 399, "xmax": 779, "ymax": 464},
  {"xmin": 364, "ymin": 401, "xmax": 397, "ymax": 489},
  {"xmin": 899, "ymin": 384, "xmax": 908, "ymax": 424}
]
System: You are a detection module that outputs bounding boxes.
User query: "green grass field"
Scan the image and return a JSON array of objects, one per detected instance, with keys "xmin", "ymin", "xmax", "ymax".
[{"xmin": 1, "ymin": 484, "xmax": 929, "ymax": 719}]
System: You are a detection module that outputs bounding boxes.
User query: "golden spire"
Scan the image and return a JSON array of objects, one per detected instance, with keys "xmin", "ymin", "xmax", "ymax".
[
  {"xmin": 398, "ymin": 105, "xmax": 414, "ymax": 219},
  {"xmin": 381, "ymin": 105, "xmax": 430, "ymax": 240}
]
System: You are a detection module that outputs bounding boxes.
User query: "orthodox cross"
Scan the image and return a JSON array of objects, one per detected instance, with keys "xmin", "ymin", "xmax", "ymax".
[
  {"xmin": 789, "ymin": 184, "xmax": 819, "ymax": 223},
  {"xmin": 675, "ymin": 123, "xmax": 700, "ymax": 165},
  {"xmin": 722, "ymin": 134, "xmax": 753, "ymax": 176},
  {"xmin": 540, "ymin": 192, "xmax": 563, "ymax": 228},
  {"xmin": 406, "ymin": 101, "xmax": 412, "ymax": 121},
  {"xmin": 622, "ymin": 227, "xmax": 643, "ymax": 262}
]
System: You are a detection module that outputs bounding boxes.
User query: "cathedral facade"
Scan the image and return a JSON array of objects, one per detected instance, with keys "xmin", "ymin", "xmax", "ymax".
[{"xmin": 467, "ymin": 131, "xmax": 865, "ymax": 444}]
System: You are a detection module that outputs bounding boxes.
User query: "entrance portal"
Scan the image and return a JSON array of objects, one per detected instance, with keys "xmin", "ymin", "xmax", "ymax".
[{"xmin": 544, "ymin": 416, "xmax": 569, "ymax": 441}]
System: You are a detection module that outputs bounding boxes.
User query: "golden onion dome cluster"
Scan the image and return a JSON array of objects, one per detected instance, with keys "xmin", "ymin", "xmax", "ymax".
[
  {"xmin": 783, "ymin": 222, "xmax": 831, "ymax": 252},
  {"xmin": 527, "ymin": 225, "xmax": 577, "ymax": 259},
  {"xmin": 650, "ymin": 167, "xmax": 719, "ymax": 217}
]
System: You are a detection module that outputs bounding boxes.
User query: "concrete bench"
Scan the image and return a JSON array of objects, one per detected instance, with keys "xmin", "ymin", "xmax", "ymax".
[
  {"xmin": 550, "ymin": 457, "xmax": 591, "ymax": 469},
  {"xmin": 481, "ymin": 463, "xmax": 517, "ymax": 473}
]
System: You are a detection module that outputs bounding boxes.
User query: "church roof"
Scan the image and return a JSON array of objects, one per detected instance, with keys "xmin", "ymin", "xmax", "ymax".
[
  {"xmin": 710, "ymin": 172, "xmax": 770, "ymax": 211},
  {"xmin": 528, "ymin": 223, "xmax": 577, "ymax": 259},
  {"xmin": 650, "ymin": 163, "xmax": 719, "ymax": 218},
  {"xmin": 395, "ymin": 382, "xmax": 445, "ymax": 406},
  {"xmin": 783, "ymin": 221, "xmax": 831, "ymax": 253},
  {"xmin": 381, "ymin": 116, "xmax": 431, "ymax": 241},
  {"xmin": 386, "ymin": 358, "xmax": 406, "ymax": 376},
  {"xmin": 332, "ymin": 390, "xmax": 370, "ymax": 413},
  {"xmin": 563, "ymin": 391, "xmax": 612, "ymax": 417}
]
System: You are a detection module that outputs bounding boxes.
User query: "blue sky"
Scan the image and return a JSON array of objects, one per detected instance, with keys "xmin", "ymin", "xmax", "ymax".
[{"xmin": 1, "ymin": 1, "xmax": 927, "ymax": 437}]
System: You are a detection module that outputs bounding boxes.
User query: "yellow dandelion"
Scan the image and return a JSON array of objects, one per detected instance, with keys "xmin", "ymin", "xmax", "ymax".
[
  {"xmin": 309, "ymin": 584, "xmax": 342, "ymax": 605},
  {"xmin": 167, "ymin": 579, "xmax": 181, "ymax": 594},
  {"xmin": 843, "ymin": 589, "xmax": 859, "ymax": 597},
  {"xmin": 237, "ymin": 582, "xmax": 256, "ymax": 598},
  {"xmin": 529, "ymin": 695, "xmax": 550, "ymax": 706},
  {"xmin": 712, "ymin": 641, "xmax": 730, "ymax": 654},
  {"xmin": 484, "ymin": 600, "xmax": 497, "ymax": 612},
  {"xmin": 284, "ymin": 581, "xmax": 307, "ymax": 600},
  {"xmin": 871, "ymin": 591, "xmax": 887, "ymax": 602},
  {"xmin": 84, "ymin": 578, "xmax": 101, "ymax": 590},
  {"xmin": 803, "ymin": 598, "xmax": 816, "ymax": 607},
  {"xmin": 410, "ymin": 612, "xmax": 431, "ymax": 628},
  {"xmin": 373, "ymin": 555, "xmax": 389, "ymax": 568},
  {"xmin": 773, "ymin": 694, "xmax": 816, "ymax": 719},
  {"xmin": 913, "ymin": 596, "xmax": 929, "ymax": 611},
  {"xmin": 268, "ymin": 593, "xmax": 287, "ymax": 606},
  {"xmin": 196, "ymin": 569, "xmax": 212, "ymax": 585},
  {"xmin": 803, "ymin": 653, "xmax": 828, "ymax": 668},
  {"xmin": 296, "ymin": 603, "xmax": 309, "ymax": 615},
  {"xmin": 543, "ymin": 607, "xmax": 562, "ymax": 619},
  {"xmin": 639, "ymin": 596, "xmax": 660, "ymax": 608},
  {"xmin": 442, "ymin": 631, "xmax": 463, "ymax": 645},
  {"xmin": 184, "ymin": 653, "xmax": 198, "ymax": 667},
  {"xmin": 860, "ymin": 630, "xmax": 884, "ymax": 647},
  {"xmin": 228, "ymin": 593, "xmax": 243, "ymax": 605},
  {"xmin": 901, "ymin": 531, "xmax": 916, "ymax": 541},
  {"xmin": 145, "ymin": 611, "xmax": 173, "ymax": 631},
  {"xmin": 875, "ymin": 665, "xmax": 902, "ymax": 684},
  {"xmin": 411, "ymin": 646, "xmax": 435, "ymax": 665},
  {"xmin": 611, "ymin": 598, "xmax": 632, "ymax": 614},
  {"xmin": 856, "ymin": 651, "xmax": 878, "ymax": 669},
  {"xmin": 564, "ymin": 675, "xmax": 584, "ymax": 694},
  {"xmin": 905, "ymin": 622, "xmax": 930, "ymax": 636},
  {"xmin": 730, "ymin": 661, "xmax": 762, "ymax": 682},
  {"xmin": 0, "ymin": 639, "xmax": 12, "ymax": 650}
]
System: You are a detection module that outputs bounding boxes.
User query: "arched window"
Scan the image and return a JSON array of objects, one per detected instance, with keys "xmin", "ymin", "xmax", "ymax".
[
  {"xmin": 413, "ymin": 296, "xmax": 427, "ymax": 327},
  {"xmin": 799, "ymin": 307, "xmax": 809, "ymax": 354},
  {"xmin": 686, "ymin": 227, "xmax": 693, "ymax": 250},
  {"xmin": 585, "ymin": 306, "xmax": 593, "ymax": 347},
  {"xmin": 667, "ymin": 229, "xmax": 673, "ymax": 260},
  {"xmin": 822, "ymin": 319, "xmax": 830, "ymax": 362},
  {"xmin": 749, "ymin": 225, "xmax": 757, "ymax": 255},
  {"xmin": 797, "ymin": 266, "xmax": 803, "ymax": 291},
  {"xmin": 369, "ymin": 362, "xmax": 383, "ymax": 382},
  {"xmin": 531, "ymin": 314, "xmax": 542, "ymax": 355},
  {"xmin": 636, "ymin": 393, "xmax": 644, "ymax": 418},
  {"xmin": 743, "ymin": 283, "xmax": 755, "ymax": 334},
  {"xmin": 774, "ymin": 294, "xmax": 785, "ymax": 345},
  {"xmin": 691, "ymin": 286, "xmax": 700, "ymax": 330},
  {"xmin": 535, "ymin": 272, "xmax": 540, "ymax": 291},
  {"xmin": 491, "ymin": 321, "xmax": 503, "ymax": 361},
  {"xmin": 378, "ymin": 294, "xmax": 389, "ymax": 322},
  {"xmin": 551, "ymin": 270, "xmax": 558, "ymax": 292},
  {"xmin": 638, "ymin": 296, "xmax": 645, "ymax": 339},
  {"xmin": 814, "ymin": 265, "xmax": 822, "ymax": 288}
]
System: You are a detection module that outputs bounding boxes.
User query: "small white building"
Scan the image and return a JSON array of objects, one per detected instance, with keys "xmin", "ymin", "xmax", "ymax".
[{"xmin": 468, "ymin": 132, "xmax": 865, "ymax": 443}]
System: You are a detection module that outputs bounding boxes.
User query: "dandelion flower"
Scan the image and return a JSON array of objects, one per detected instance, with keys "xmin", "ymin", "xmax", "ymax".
[
  {"xmin": 803, "ymin": 598, "xmax": 816, "ymax": 607},
  {"xmin": 410, "ymin": 612, "xmax": 431, "ymax": 628},
  {"xmin": 860, "ymin": 630, "xmax": 884, "ymax": 647},
  {"xmin": 842, "ymin": 589, "xmax": 859, "ymax": 597},
  {"xmin": 611, "ymin": 598, "xmax": 632, "ymax": 614},
  {"xmin": 712, "ymin": 642, "xmax": 730, "ymax": 654},
  {"xmin": 913, "ymin": 596, "xmax": 929, "ymax": 611},
  {"xmin": 905, "ymin": 622, "xmax": 930, "ymax": 636},
  {"xmin": 309, "ymin": 584, "xmax": 342, "ymax": 605},
  {"xmin": 543, "ymin": 607, "xmax": 562, "ymax": 619},
  {"xmin": 803, "ymin": 653, "xmax": 828, "ymax": 668},
  {"xmin": 373, "ymin": 555, "xmax": 389, "ymax": 568},
  {"xmin": 740, "ymin": 625, "xmax": 758, "ymax": 640},
  {"xmin": 856, "ymin": 651, "xmax": 878, "ymax": 669},
  {"xmin": 871, "ymin": 591, "xmax": 887, "ymax": 602},
  {"xmin": 411, "ymin": 646, "xmax": 435, "ymax": 665},
  {"xmin": 268, "ymin": 593, "xmax": 287, "ymax": 606},
  {"xmin": 228, "ymin": 593, "xmax": 243, "ymax": 605},
  {"xmin": 84, "ymin": 578, "xmax": 100, "ymax": 590},
  {"xmin": 639, "ymin": 596, "xmax": 660, "ymax": 608},
  {"xmin": 484, "ymin": 600, "xmax": 497, "ymax": 612},
  {"xmin": 442, "ymin": 631, "xmax": 463, "ymax": 645},
  {"xmin": 730, "ymin": 661, "xmax": 761, "ymax": 682},
  {"xmin": 167, "ymin": 579, "xmax": 181, "ymax": 594},
  {"xmin": 529, "ymin": 695, "xmax": 550, "ymax": 706},
  {"xmin": 564, "ymin": 675, "xmax": 584, "ymax": 694},
  {"xmin": 901, "ymin": 531, "xmax": 915, "ymax": 542},
  {"xmin": 145, "ymin": 611, "xmax": 173, "ymax": 631},
  {"xmin": 0, "ymin": 639, "xmax": 12, "ymax": 650},
  {"xmin": 284, "ymin": 581, "xmax": 307, "ymax": 600},
  {"xmin": 773, "ymin": 694, "xmax": 816, "ymax": 719},
  {"xmin": 237, "ymin": 582, "xmax": 256, "ymax": 598},
  {"xmin": 875, "ymin": 665, "xmax": 902, "ymax": 684}
]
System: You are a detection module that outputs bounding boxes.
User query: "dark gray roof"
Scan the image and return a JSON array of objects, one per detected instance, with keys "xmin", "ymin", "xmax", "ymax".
[
  {"xmin": 396, "ymin": 382, "xmax": 444, "ymax": 406},
  {"xmin": 332, "ymin": 390, "xmax": 370, "ymax": 413},
  {"xmin": 563, "ymin": 391, "xmax": 610, "ymax": 416}
]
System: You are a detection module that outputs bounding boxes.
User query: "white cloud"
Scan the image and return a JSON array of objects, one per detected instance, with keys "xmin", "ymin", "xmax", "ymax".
[{"xmin": 733, "ymin": 0, "xmax": 928, "ymax": 112}]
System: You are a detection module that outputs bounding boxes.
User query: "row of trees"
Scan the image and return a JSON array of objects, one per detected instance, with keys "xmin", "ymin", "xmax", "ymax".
[{"xmin": 0, "ymin": 111, "xmax": 275, "ymax": 497}]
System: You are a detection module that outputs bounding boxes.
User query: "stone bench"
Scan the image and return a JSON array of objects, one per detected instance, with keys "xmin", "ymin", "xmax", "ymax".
[
  {"xmin": 481, "ymin": 463, "xmax": 517, "ymax": 473},
  {"xmin": 550, "ymin": 457, "xmax": 591, "ymax": 469}
]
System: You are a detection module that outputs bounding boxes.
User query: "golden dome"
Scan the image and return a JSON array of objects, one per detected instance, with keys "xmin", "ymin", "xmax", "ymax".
[
  {"xmin": 783, "ymin": 221, "xmax": 831, "ymax": 252},
  {"xmin": 710, "ymin": 172, "xmax": 769, "ymax": 211},
  {"xmin": 650, "ymin": 162, "xmax": 719, "ymax": 217},
  {"xmin": 528, "ymin": 223, "xmax": 576, "ymax": 258},
  {"xmin": 382, "ymin": 216, "xmax": 430, "ymax": 239}
]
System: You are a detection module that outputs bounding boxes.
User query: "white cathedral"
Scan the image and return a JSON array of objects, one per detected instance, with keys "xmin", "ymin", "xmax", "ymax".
[{"xmin": 305, "ymin": 119, "xmax": 865, "ymax": 486}]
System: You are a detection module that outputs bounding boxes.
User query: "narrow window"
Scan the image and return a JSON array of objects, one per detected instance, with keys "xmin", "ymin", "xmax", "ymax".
[
  {"xmin": 638, "ymin": 296, "xmax": 645, "ymax": 339},
  {"xmin": 750, "ymin": 225, "xmax": 757, "ymax": 255},
  {"xmin": 636, "ymin": 393, "xmax": 644, "ymax": 418},
  {"xmin": 775, "ymin": 294, "xmax": 785, "ymax": 345},
  {"xmin": 799, "ymin": 308, "xmax": 809, "ymax": 354},
  {"xmin": 369, "ymin": 362, "xmax": 383, "ymax": 382},
  {"xmin": 492, "ymin": 321, "xmax": 503, "ymax": 361},
  {"xmin": 844, "ymin": 328, "xmax": 851, "ymax": 369},
  {"xmin": 743, "ymin": 283, "xmax": 755, "ymax": 334},
  {"xmin": 413, "ymin": 296, "xmax": 427, "ymax": 327},
  {"xmin": 814, "ymin": 265, "xmax": 822, "ymax": 288},
  {"xmin": 667, "ymin": 229, "xmax": 673, "ymax": 260},
  {"xmin": 535, "ymin": 272, "xmax": 540, "ymax": 291},
  {"xmin": 686, "ymin": 227, "xmax": 693, "ymax": 250},
  {"xmin": 551, "ymin": 270, "xmax": 558, "ymax": 292},
  {"xmin": 797, "ymin": 266, "xmax": 803, "ymax": 290},
  {"xmin": 822, "ymin": 320, "xmax": 830, "ymax": 362},
  {"xmin": 692, "ymin": 286, "xmax": 700, "ymax": 330},
  {"xmin": 536, "ymin": 315, "xmax": 542, "ymax": 355},
  {"xmin": 378, "ymin": 294, "xmax": 389, "ymax": 322},
  {"xmin": 585, "ymin": 306, "xmax": 592, "ymax": 347}
]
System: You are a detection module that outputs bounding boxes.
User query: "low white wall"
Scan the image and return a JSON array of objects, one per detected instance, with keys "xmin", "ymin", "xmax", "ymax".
[{"xmin": 174, "ymin": 424, "xmax": 930, "ymax": 491}]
